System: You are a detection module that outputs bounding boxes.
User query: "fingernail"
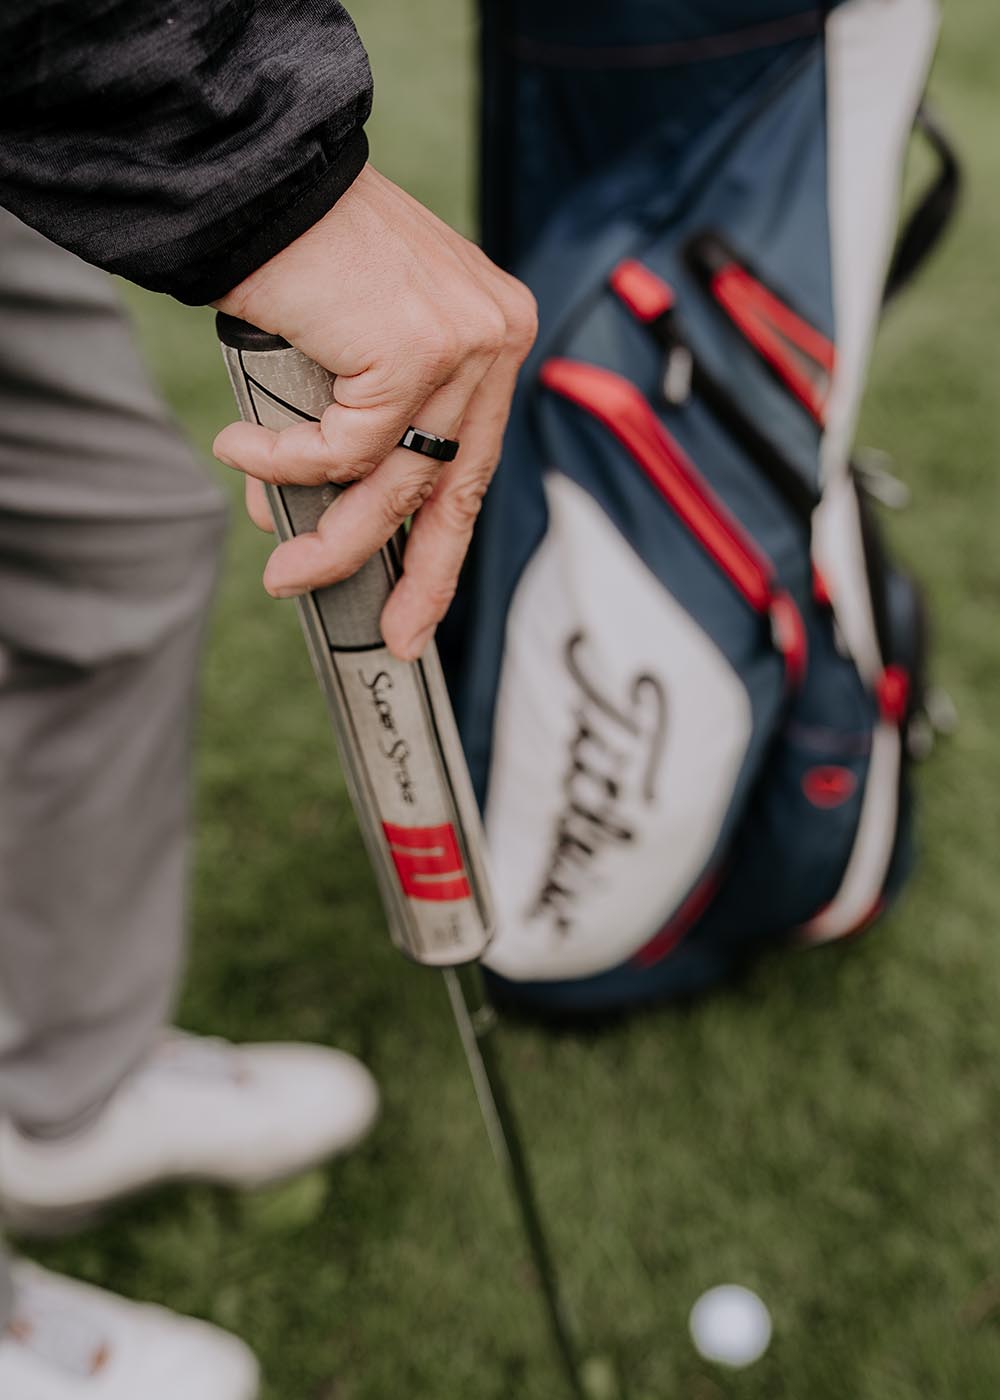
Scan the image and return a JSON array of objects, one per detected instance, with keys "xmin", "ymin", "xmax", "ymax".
[
  {"xmin": 265, "ymin": 577, "xmax": 300, "ymax": 599},
  {"xmin": 214, "ymin": 451, "xmax": 236, "ymax": 468},
  {"xmin": 401, "ymin": 624, "xmax": 436, "ymax": 661}
]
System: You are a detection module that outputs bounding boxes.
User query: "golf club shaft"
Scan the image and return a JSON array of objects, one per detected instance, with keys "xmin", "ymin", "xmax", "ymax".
[
  {"xmin": 216, "ymin": 316, "xmax": 584, "ymax": 1398},
  {"xmin": 445, "ymin": 962, "xmax": 586, "ymax": 1400}
]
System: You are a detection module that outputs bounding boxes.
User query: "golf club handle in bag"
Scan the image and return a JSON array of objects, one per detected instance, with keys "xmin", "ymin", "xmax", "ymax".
[{"xmin": 216, "ymin": 313, "xmax": 494, "ymax": 968}]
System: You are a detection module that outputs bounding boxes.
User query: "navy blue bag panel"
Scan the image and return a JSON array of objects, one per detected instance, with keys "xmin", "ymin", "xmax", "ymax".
[{"xmin": 479, "ymin": 0, "xmax": 837, "ymax": 271}]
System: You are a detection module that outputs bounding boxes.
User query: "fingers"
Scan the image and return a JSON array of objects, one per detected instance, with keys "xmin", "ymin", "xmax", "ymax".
[
  {"xmin": 244, "ymin": 477, "xmax": 274, "ymax": 532},
  {"xmin": 213, "ymin": 300, "xmax": 503, "ymax": 491},
  {"xmin": 315, "ymin": 355, "xmax": 484, "ymax": 481},
  {"xmin": 246, "ymin": 302, "xmax": 515, "ymax": 595},
  {"xmin": 377, "ymin": 445, "xmax": 496, "ymax": 661},
  {"xmin": 215, "ymin": 418, "xmax": 340, "ymax": 488},
  {"xmin": 380, "ymin": 324, "xmax": 534, "ymax": 659},
  {"xmin": 260, "ymin": 446, "xmax": 437, "ymax": 598},
  {"xmin": 315, "ymin": 309, "xmax": 502, "ymax": 475},
  {"xmin": 253, "ymin": 277, "xmax": 536, "ymax": 658},
  {"xmin": 256, "ymin": 372, "xmax": 470, "ymax": 598}
]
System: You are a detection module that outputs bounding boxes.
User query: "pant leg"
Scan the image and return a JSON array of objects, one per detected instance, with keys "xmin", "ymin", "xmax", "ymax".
[
  {"xmin": 0, "ymin": 210, "xmax": 227, "ymax": 1134},
  {"xmin": 0, "ymin": 1244, "xmax": 10, "ymax": 1328}
]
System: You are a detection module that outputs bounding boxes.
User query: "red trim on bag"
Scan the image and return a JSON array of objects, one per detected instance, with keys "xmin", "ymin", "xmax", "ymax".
[
  {"xmin": 710, "ymin": 263, "xmax": 834, "ymax": 423},
  {"xmin": 876, "ymin": 665, "xmax": 911, "ymax": 725},
  {"xmin": 803, "ymin": 765, "xmax": 858, "ymax": 809},
  {"xmin": 632, "ymin": 871, "xmax": 721, "ymax": 968},
  {"xmin": 798, "ymin": 894, "xmax": 885, "ymax": 944},
  {"xmin": 542, "ymin": 358, "xmax": 771, "ymax": 607},
  {"xmin": 610, "ymin": 259, "xmax": 675, "ymax": 323},
  {"xmin": 541, "ymin": 357, "xmax": 807, "ymax": 685},
  {"xmin": 769, "ymin": 590, "xmax": 808, "ymax": 690},
  {"xmin": 812, "ymin": 565, "xmax": 833, "ymax": 609},
  {"xmin": 845, "ymin": 897, "xmax": 886, "ymax": 940},
  {"xmin": 383, "ymin": 822, "xmax": 472, "ymax": 902}
]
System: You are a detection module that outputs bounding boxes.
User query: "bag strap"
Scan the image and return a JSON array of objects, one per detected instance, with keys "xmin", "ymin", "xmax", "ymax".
[{"xmin": 882, "ymin": 101, "xmax": 962, "ymax": 308}]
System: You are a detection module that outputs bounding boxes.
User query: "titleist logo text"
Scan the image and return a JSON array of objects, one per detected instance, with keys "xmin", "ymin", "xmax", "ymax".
[{"xmin": 530, "ymin": 631, "xmax": 666, "ymax": 936}]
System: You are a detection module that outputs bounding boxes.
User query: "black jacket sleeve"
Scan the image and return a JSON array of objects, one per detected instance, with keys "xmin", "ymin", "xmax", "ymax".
[{"xmin": 0, "ymin": 2, "xmax": 374, "ymax": 304}]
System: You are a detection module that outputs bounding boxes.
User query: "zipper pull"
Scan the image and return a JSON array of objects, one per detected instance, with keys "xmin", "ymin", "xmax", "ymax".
[
  {"xmin": 609, "ymin": 260, "xmax": 693, "ymax": 407},
  {"xmin": 662, "ymin": 341, "xmax": 693, "ymax": 407}
]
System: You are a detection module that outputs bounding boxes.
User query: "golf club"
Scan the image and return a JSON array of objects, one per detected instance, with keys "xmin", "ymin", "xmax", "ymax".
[{"xmin": 217, "ymin": 313, "xmax": 585, "ymax": 1400}]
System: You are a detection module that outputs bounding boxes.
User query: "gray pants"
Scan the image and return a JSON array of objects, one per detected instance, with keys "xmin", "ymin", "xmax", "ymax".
[{"xmin": 0, "ymin": 211, "xmax": 227, "ymax": 1320}]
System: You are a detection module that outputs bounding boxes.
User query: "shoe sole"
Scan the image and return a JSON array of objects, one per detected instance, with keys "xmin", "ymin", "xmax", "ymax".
[{"xmin": 0, "ymin": 1108, "xmax": 379, "ymax": 1238}]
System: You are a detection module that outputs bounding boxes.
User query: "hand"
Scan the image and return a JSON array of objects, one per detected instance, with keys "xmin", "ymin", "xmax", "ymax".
[{"xmin": 213, "ymin": 164, "xmax": 537, "ymax": 660}]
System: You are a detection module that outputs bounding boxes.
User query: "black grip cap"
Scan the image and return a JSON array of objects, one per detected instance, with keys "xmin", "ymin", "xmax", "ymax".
[{"xmin": 215, "ymin": 313, "xmax": 291, "ymax": 352}]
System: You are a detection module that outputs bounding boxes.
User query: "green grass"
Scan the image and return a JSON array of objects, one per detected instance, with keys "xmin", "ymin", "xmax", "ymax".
[{"xmin": 27, "ymin": 3, "xmax": 1000, "ymax": 1397}]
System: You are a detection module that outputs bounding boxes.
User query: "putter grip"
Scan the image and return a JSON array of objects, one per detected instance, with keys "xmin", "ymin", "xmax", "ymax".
[{"xmin": 216, "ymin": 313, "xmax": 494, "ymax": 966}]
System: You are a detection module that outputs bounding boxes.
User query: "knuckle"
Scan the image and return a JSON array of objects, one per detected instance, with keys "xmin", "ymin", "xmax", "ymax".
[
  {"xmin": 319, "ymin": 407, "xmax": 388, "ymax": 480},
  {"xmin": 414, "ymin": 321, "xmax": 462, "ymax": 376},
  {"xmin": 385, "ymin": 474, "xmax": 436, "ymax": 524},
  {"xmin": 452, "ymin": 300, "xmax": 506, "ymax": 368},
  {"xmin": 329, "ymin": 458, "xmax": 376, "ymax": 484},
  {"xmin": 361, "ymin": 307, "xmax": 460, "ymax": 392},
  {"xmin": 442, "ymin": 479, "xmax": 489, "ymax": 529},
  {"xmin": 264, "ymin": 460, "xmax": 293, "ymax": 487},
  {"xmin": 263, "ymin": 437, "xmax": 300, "ymax": 488},
  {"xmin": 504, "ymin": 286, "xmax": 539, "ymax": 357},
  {"xmin": 270, "ymin": 457, "xmax": 322, "ymax": 488},
  {"xmin": 470, "ymin": 302, "xmax": 508, "ymax": 360},
  {"xmin": 319, "ymin": 405, "xmax": 342, "ymax": 444}
]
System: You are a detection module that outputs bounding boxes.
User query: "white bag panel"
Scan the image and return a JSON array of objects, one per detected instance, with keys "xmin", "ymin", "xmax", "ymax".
[
  {"xmin": 483, "ymin": 472, "xmax": 753, "ymax": 982},
  {"xmin": 804, "ymin": 0, "xmax": 938, "ymax": 941},
  {"xmin": 815, "ymin": 0, "xmax": 940, "ymax": 683}
]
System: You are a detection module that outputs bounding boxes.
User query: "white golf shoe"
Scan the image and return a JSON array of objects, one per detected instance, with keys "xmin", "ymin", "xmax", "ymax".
[
  {"xmin": 0, "ymin": 1260, "xmax": 259, "ymax": 1399},
  {"xmin": 0, "ymin": 1032, "xmax": 379, "ymax": 1232}
]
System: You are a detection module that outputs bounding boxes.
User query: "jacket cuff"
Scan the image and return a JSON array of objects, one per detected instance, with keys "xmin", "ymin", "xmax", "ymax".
[{"xmin": 116, "ymin": 126, "xmax": 370, "ymax": 306}]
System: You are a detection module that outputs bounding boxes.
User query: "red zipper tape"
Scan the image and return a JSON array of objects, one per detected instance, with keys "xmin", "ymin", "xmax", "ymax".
[
  {"xmin": 540, "ymin": 356, "xmax": 807, "ymax": 684},
  {"xmin": 710, "ymin": 263, "xmax": 834, "ymax": 424},
  {"xmin": 542, "ymin": 357, "xmax": 771, "ymax": 608}
]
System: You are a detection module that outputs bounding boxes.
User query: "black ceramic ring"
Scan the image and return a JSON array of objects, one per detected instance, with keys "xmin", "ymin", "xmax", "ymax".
[{"xmin": 398, "ymin": 426, "xmax": 460, "ymax": 462}]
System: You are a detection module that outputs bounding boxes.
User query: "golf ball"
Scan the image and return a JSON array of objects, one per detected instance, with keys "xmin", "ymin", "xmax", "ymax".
[{"xmin": 689, "ymin": 1284, "xmax": 772, "ymax": 1368}]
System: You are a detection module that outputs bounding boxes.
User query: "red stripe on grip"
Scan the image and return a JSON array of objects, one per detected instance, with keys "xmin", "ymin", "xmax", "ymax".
[{"xmin": 383, "ymin": 822, "xmax": 472, "ymax": 902}]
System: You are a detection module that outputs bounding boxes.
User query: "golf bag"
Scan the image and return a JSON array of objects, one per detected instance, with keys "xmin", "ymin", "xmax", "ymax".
[{"xmin": 440, "ymin": 0, "xmax": 958, "ymax": 1013}]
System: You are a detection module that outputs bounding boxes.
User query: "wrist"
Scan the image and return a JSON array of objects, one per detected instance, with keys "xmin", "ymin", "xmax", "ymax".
[{"xmin": 213, "ymin": 161, "xmax": 377, "ymax": 328}]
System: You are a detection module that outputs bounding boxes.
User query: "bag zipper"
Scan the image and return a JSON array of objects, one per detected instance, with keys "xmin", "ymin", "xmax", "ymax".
[
  {"xmin": 686, "ymin": 231, "xmax": 835, "ymax": 425},
  {"xmin": 540, "ymin": 355, "xmax": 807, "ymax": 688},
  {"xmin": 612, "ymin": 257, "xmax": 921, "ymax": 729},
  {"xmin": 609, "ymin": 259, "xmax": 820, "ymax": 526}
]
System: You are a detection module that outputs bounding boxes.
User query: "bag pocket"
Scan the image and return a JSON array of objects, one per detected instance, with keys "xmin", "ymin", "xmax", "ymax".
[
  {"xmin": 481, "ymin": 356, "xmax": 801, "ymax": 984},
  {"xmin": 608, "ymin": 255, "xmax": 821, "ymax": 524},
  {"xmin": 686, "ymin": 230, "xmax": 836, "ymax": 426}
]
